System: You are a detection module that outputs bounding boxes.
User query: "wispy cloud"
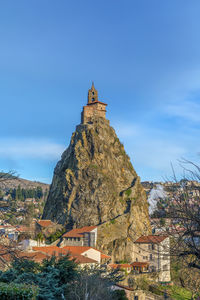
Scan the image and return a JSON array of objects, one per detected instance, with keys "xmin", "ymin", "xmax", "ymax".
[
  {"xmin": 130, "ymin": 138, "xmax": 186, "ymax": 171},
  {"xmin": 0, "ymin": 138, "xmax": 65, "ymax": 160},
  {"xmin": 164, "ymin": 100, "xmax": 200, "ymax": 122}
]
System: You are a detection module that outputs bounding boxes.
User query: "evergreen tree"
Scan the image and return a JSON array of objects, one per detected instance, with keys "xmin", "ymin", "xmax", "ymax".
[
  {"xmin": 0, "ymin": 189, "xmax": 3, "ymax": 200},
  {"xmin": 36, "ymin": 187, "xmax": 43, "ymax": 199},
  {"xmin": 16, "ymin": 185, "xmax": 23, "ymax": 201}
]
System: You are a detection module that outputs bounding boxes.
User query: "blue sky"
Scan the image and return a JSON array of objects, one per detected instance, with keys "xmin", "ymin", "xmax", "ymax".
[{"xmin": 0, "ymin": 0, "xmax": 200, "ymax": 183}]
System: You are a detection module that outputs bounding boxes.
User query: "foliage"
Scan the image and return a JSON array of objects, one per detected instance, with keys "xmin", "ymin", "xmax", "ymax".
[
  {"xmin": 112, "ymin": 289, "xmax": 128, "ymax": 300},
  {"xmin": 158, "ymin": 284, "xmax": 192, "ymax": 300},
  {"xmin": 0, "ymin": 255, "xmax": 77, "ymax": 300},
  {"xmin": 36, "ymin": 232, "xmax": 44, "ymax": 244},
  {"xmin": 0, "ymin": 282, "xmax": 38, "ymax": 300},
  {"xmin": 125, "ymin": 189, "xmax": 132, "ymax": 197},
  {"xmin": 0, "ymin": 256, "xmax": 124, "ymax": 299},
  {"xmin": 46, "ymin": 228, "xmax": 65, "ymax": 244},
  {"xmin": 110, "ymin": 219, "xmax": 116, "ymax": 225},
  {"xmin": 171, "ymin": 257, "xmax": 200, "ymax": 298},
  {"xmin": 8, "ymin": 185, "xmax": 44, "ymax": 202}
]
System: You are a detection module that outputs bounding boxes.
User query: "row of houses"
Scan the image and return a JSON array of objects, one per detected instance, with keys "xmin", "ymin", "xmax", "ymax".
[
  {"xmin": 0, "ymin": 220, "xmax": 171, "ymax": 283},
  {"xmin": 20, "ymin": 223, "xmax": 171, "ymax": 283}
]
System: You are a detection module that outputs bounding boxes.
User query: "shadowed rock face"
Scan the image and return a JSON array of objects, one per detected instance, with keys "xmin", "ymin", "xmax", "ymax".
[{"xmin": 42, "ymin": 117, "xmax": 151, "ymax": 261}]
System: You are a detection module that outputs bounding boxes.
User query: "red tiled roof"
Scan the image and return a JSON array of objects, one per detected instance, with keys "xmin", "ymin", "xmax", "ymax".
[
  {"xmin": 109, "ymin": 263, "xmax": 131, "ymax": 269},
  {"xmin": 31, "ymin": 246, "xmax": 98, "ymax": 264},
  {"xmin": 62, "ymin": 226, "xmax": 96, "ymax": 238},
  {"xmin": 135, "ymin": 235, "xmax": 168, "ymax": 244},
  {"xmin": 18, "ymin": 251, "xmax": 50, "ymax": 263},
  {"xmin": 32, "ymin": 245, "xmax": 100, "ymax": 257},
  {"xmin": 0, "ymin": 245, "xmax": 17, "ymax": 263},
  {"xmin": 131, "ymin": 262, "xmax": 149, "ymax": 267},
  {"xmin": 16, "ymin": 226, "xmax": 30, "ymax": 232},
  {"xmin": 72, "ymin": 254, "xmax": 98, "ymax": 264},
  {"xmin": 32, "ymin": 246, "xmax": 69, "ymax": 256},
  {"xmin": 37, "ymin": 220, "xmax": 54, "ymax": 227},
  {"xmin": 109, "ymin": 263, "xmax": 119, "ymax": 269},
  {"xmin": 101, "ymin": 253, "xmax": 111, "ymax": 259},
  {"xmin": 87, "ymin": 100, "xmax": 107, "ymax": 106},
  {"xmin": 62, "ymin": 246, "xmax": 100, "ymax": 255},
  {"xmin": 118, "ymin": 264, "xmax": 132, "ymax": 268}
]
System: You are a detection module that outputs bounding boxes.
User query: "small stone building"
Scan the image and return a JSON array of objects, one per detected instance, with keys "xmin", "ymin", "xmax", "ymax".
[
  {"xmin": 61, "ymin": 226, "xmax": 97, "ymax": 247},
  {"xmin": 81, "ymin": 83, "xmax": 107, "ymax": 124}
]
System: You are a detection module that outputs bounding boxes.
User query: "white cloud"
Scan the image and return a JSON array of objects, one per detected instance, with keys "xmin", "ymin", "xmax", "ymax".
[
  {"xmin": 131, "ymin": 138, "xmax": 186, "ymax": 171},
  {"xmin": 0, "ymin": 138, "xmax": 65, "ymax": 160},
  {"xmin": 164, "ymin": 100, "xmax": 200, "ymax": 122}
]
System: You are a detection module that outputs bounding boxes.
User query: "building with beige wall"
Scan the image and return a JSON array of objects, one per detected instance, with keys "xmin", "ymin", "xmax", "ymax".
[{"xmin": 133, "ymin": 235, "xmax": 171, "ymax": 282}]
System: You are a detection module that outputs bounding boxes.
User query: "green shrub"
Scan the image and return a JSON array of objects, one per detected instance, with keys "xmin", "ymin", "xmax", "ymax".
[
  {"xmin": 90, "ymin": 164, "xmax": 98, "ymax": 169},
  {"xmin": 112, "ymin": 289, "xmax": 128, "ymax": 300},
  {"xmin": 110, "ymin": 219, "xmax": 116, "ymax": 224},
  {"xmin": 47, "ymin": 228, "xmax": 66, "ymax": 243},
  {"xmin": 149, "ymin": 285, "xmax": 163, "ymax": 296},
  {"xmin": 0, "ymin": 282, "xmax": 38, "ymax": 299},
  {"xmin": 125, "ymin": 189, "xmax": 132, "ymax": 197}
]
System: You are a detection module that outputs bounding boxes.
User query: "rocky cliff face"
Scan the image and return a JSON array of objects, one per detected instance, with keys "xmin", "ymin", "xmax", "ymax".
[{"xmin": 43, "ymin": 117, "xmax": 151, "ymax": 261}]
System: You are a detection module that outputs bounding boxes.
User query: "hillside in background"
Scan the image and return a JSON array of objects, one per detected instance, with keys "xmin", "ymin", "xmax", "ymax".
[{"xmin": 0, "ymin": 175, "xmax": 49, "ymax": 192}]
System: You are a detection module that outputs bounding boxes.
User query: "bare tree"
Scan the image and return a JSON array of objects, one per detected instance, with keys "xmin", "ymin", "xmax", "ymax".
[
  {"xmin": 165, "ymin": 160, "xmax": 200, "ymax": 270},
  {"xmin": 67, "ymin": 265, "xmax": 123, "ymax": 300},
  {"xmin": 0, "ymin": 171, "xmax": 18, "ymax": 183}
]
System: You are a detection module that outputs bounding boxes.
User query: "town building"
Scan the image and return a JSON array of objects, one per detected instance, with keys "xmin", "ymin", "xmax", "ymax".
[
  {"xmin": 133, "ymin": 235, "xmax": 171, "ymax": 282},
  {"xmin": 61, "ymin": 225, "xmax": 97, "ymax": 247},
  {"xmin": 32, "ymin": 245, "xmax": 106, "ymax": 265}
]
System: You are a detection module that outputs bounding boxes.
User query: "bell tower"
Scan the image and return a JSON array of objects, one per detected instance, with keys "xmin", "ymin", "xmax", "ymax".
[
  {"xmin": 81, "ymin": 83, "xmax": 107, "ymax": 124},
  {"xmin": 88, "ymin": 82, "xmax": 98, "ymax": 104}
]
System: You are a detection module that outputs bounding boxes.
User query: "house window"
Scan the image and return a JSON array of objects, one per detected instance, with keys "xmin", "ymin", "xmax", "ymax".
[
  {"xmin": 152, "ymin": 244, "xmax": 155, "ymax": 250},
  {"xmin": 163, "ymin": 264, "xmax": 168, "ymax": 271},
  {"xmin": 151, "ymin": 266, "xmax": 156, "ymax": 272},
  {"xmin": 150, "ymin": 254, "xmax": 153, "ymax": 261},
  {"xmin": 163, "ymin": 254, "xmax": 168, "ymax": 260}
]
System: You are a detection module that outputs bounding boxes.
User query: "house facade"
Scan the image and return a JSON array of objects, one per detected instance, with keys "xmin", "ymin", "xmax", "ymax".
[
  {"xmin": 61, "ymin": 226, "xmax": 97, "ymax": 247},
  {"xmin": 133, "ymin": 235, "xmax": 171, "ymax": 282}
]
